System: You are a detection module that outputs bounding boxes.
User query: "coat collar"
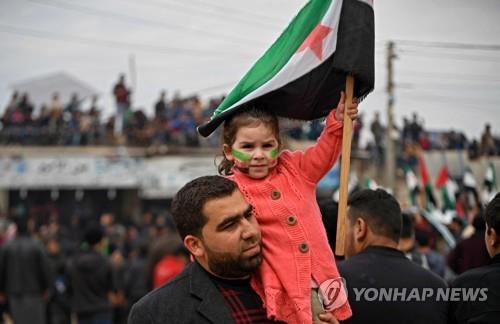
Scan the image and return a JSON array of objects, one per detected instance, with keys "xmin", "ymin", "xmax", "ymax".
[
  {"xmin": 489, "ymin": 252, "xmax": 500, "ymax": 265},
  {"xmin": 189, "ymin": 262, "xmax": 234, "ymax": 324}
]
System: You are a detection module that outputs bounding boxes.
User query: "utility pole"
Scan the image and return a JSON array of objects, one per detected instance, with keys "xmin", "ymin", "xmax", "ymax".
[
  {"xmin": 128, "ymin": 53, "xmax": 137, "ymax": 95},
  {"xmin": 385, "ymin": 41, "xmax": 396, "ymax": 192}
]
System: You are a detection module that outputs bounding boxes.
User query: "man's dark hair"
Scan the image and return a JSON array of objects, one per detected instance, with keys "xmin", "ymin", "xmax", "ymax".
[
  {"xmin": 472, "ymin": 211, "xmax": 486, "ymax": 232},
  {"xmin": 318, "ymin": 198, "xmax": 339, "ymax": 252},
  {"xmin": 347, "ymin": 189, "xmax": 402, "ymax": 243},
  {"xmin": 171, "ymin": 176, "xmax": 237, "ymax": 239},
  {"xmin": 415, "ymin": 230, "xmax": 430, "ymax": 247},
  {"xmin": 400, "ymin": 212, "xmax": 415, "ymax": 239},
  {"xmin": 13, "ymin": 215, "xmax": 29, "ymax": 235},
  {"xmin": 84, "ymin": 223, "xmax": 104, "ymax": 246},
  {"xmin": 485, "ymin": 192, "xmax": 500, "ymax": 233}
]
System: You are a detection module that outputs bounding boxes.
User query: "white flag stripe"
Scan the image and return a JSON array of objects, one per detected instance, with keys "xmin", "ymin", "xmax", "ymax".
[
  {"xmin": 463, "ymin": 170, "xmax": 477, "ymax": 188},
  {"xmin": 445, "ymin": 179, "xmax": 458, "ymax": 203},
  {"xmin": 485, "ymin": 165, "xmax": 494, "ymax": 182},
  {"xmin": 406, "ymin": 169, "xmax": 419, "ymax": 190}
]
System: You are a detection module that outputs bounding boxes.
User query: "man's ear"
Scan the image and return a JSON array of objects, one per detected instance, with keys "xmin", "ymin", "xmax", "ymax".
[
  {"xmin": 354, "ymin": 218, "xmax": 368, "ymax": 242},
  {"xmin": 488, "ymin": 227, "xmax": 499, "ymax": 248},
  {"xmin": 223, "ymin": 144, "xmax": 234, "ymax": 162},
  {"xmin": 184, "ymin": 235, "xmax": 205, "ymax": 258}
]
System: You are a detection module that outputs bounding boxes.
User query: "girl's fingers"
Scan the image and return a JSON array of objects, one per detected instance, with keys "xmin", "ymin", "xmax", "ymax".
[{"xmin": 339, "ymin": 91, "xmax": 346, "ymax": 104}]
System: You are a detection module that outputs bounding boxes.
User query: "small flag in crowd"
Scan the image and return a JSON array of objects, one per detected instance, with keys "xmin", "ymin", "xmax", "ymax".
[
  {"xmin": 482, "ymin": 162, "xmax": 497, "ymax": 204},
  {"xmin": 435, "ymin": 165, "xmax": 458, "ymax": 211},
  {"xmin": 198, "ymin": 0, "xmax": 375, "ymax": 136},
  {"xmin": 462, "ymin": 167, "xmax": 480, "ymax": 208},
  {"xmin": 484, "ymin": 162, "xmax": 497, "ymax": 192},
  {"xmin": 463, "ymin": 167, "xmax": 477, "ymax": 189},
  {"xmin": 405, "ymin": 166, "xmax": 419, "ymax": 207},
  {"xmin": 418, "ymin": 155, "xmax": 438, "ymax": 210},
  {"xmin": 363, "ymin": 175, "xmax": 378, "ymax": 190}
]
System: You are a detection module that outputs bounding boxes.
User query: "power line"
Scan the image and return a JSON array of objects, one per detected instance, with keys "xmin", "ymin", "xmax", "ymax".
[
  {"xmin": 397, "ymin": 49, "xmax": 500, "ymax": 63},
  {"xmin": 396, "ymin": 70, "xmax": 500, "ymax": 83},
  {"xmin": 0, "ymin": 23, "xmax": 254, "ymax": 58},
  {"xmin": 166, "ymin": 0, "xmax": 285, "ymax": 24},
  {"xmin": 397, "ymin": 90, "xmax": 500, "ymax": 108},
  {"xmin": 121, "ymin": 0, "xmax": 283, "ymax": 30},
  {"xmin": 393, "ymin": 39, "xmax": 500, "ymax": 51},
  {"xmin": 396, "ymin": 82, "xmax": 500, "ymax": 91},
  {"xmin": 188, "ymin": 81, "xmax": 237, "ymax": 95},
  {"xmin": 26, "ymin": 0, "xmax": 267, "ymax": 47}
]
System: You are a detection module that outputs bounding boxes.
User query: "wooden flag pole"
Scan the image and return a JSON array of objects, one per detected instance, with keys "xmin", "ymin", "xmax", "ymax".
[{"xmin": 335, "ymin": 74, "xmax": 355, "ymax": 256}]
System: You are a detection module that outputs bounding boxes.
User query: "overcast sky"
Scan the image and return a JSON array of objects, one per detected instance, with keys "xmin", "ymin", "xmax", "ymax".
[{"xmin": 1, "ymin": 0, "xmax": 499, "ymax": 142}]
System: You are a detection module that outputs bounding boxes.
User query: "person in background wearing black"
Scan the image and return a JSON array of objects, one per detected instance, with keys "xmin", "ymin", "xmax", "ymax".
[
  {"xmin": 339, "ymin": 189, "xmax": 448, "ymax": 324},
  {"xmin": 0, "ymin": 216, "xmax": 50, "ymax": 324},
  {"xmin": 154, "ymin": 90, "xmax": 168, "ymax": 120},
  {"xmin": 46, "ymin": 237, "xmax": 71, "ymax": 324},
  {"xmin": 66, "ymin": 224, "xmax": 117, "ymax": 324},
  {"xmin": 449, "ymin": 193, "xmax": 500, "ymax": 323},
  {"xmin": 398, "ymin": 212, "xmax": 429, "ymax": 270},
  {"xmin": 447, "ymin": 214, "xmax": 490, "ymax": 275}
]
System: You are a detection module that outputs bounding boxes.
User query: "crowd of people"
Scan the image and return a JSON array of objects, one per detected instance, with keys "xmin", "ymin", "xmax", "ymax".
[
  {"xmin": 1, "ymin": 74, "xmax": 499, "ymax": 161},
  {"xmin": 361, "ymin": 111, "xmax": 500, "ymax": 165},
  {"xmin": 0, "ymin": 75, "xmax": 223, "ymax": 148},
  {"xmin": 0, "ymin": 209, "xmax": 190, "ymax": 324}
]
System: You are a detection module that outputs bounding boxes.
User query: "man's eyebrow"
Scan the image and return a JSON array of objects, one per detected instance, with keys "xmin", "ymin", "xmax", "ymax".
[
  {"xmin": 243, "ymin": 205, "xmax": 253, "ymax": 217},
  {"xmin": 216, "ymin": 205, "xmax": 253, "ymax": 231}
]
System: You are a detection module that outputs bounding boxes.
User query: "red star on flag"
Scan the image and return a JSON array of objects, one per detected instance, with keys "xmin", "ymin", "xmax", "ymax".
[{"xmin": 297, "ymin": 24, "xmax": 332, "ymax": 60}]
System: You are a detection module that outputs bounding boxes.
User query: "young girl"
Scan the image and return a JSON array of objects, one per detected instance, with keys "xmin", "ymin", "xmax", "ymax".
[{"xmin": 218, "ymin": 92, "xmax": 358, "ymax": 324}]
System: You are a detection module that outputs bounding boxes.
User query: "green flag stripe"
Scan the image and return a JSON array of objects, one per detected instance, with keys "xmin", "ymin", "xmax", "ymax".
[
  {"xmin": 214, "ymin": 0, "xmax": 333, "ymax": 117},
  {"xmin": 441, "ymin": 187, "xmax": 454, "ymax": 210}
]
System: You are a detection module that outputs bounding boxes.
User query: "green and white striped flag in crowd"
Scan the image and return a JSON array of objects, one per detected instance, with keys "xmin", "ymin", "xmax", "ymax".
[
  {"xmin": 363, "ymin": 175, "xmax": 378, "ymax": 190},
  {"xmin": 482, "ymin": 162, "xmax": 498, "ymax": 204},
  {"xmin": 405, "ymin": 166, "xmax": 419, "ymax": 207},
  {"xmin": 198, "ymin": 0, "xmax": 374, "ymax": 137},
  {"xmin": 435, "ymin": 165, "xmax": 458, "ymax": 211},
  {"xmin": 484, "ymin": 162, "xmax": 497, "ymax": 191},
  {"xmin": 463, "ymin": 167, "xmax": 477, "ymax": 189}
]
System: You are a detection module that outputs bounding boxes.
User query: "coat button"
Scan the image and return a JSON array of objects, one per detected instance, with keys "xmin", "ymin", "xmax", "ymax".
[
  {"xmin": 299, "ymin": 242, "xmax": 309, "ymax": 253},
  {"xmin": 271, "ymin": 190, "xmax": 281, "ymax": 200},
  {"xmin": 286, "ymin": 215, "xmax": 297, "ymax": 225}
]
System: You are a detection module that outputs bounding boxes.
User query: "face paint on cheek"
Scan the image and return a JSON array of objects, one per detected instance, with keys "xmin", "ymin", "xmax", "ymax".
[
  {"xmin": 269, "ymin": 148, "xmax": 279, "ymax": 159},
  {"xmin": 231, "ymin": 148, "xmax": 252, "ymax": 162},
  {"xmin": 231, "ymin": 148, "xmax": 251, "ymax": 172},
  {"xmin": 268, "ymin": 148, "xmax": 280, "ymax": 168}
]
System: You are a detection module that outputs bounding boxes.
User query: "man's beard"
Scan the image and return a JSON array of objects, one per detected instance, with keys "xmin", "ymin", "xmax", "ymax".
[{"xmin": 204, "ymin": 244, "xmax": 263, "ymax": 279}]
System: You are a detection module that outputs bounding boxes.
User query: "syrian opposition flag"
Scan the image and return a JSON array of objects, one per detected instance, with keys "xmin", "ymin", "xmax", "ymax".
[
  {"xmin": 482, "ymin": 162, "xmax": 497, "ymax": 204},
  {"xmin": 435, "ymin": 166, "xmax": 458, "ymax": 211},
  {"xmin": 363, "ymin": 175, "xmax": 378, "ymax": 190},
  {"xmin": 198, "ymin": 0, "xmax": 375, "ymax": 137},
  {"xmin": 418, "ymin": 155, "xmax": 437, "ymax": 210},
  {"xmin": 484, "ymin": 162, "xmax": 497, "ymax": 192},
  {"xmin": 463, "ymin": 167, "xmax": 477, "ymax": 189},
  {"xmin": 405, "ymin": 166, "xmax": 419, "ymax": 207},
  {"xmin": 462, "ymin": 167, "xmax": 480, "ymax": 207}
]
